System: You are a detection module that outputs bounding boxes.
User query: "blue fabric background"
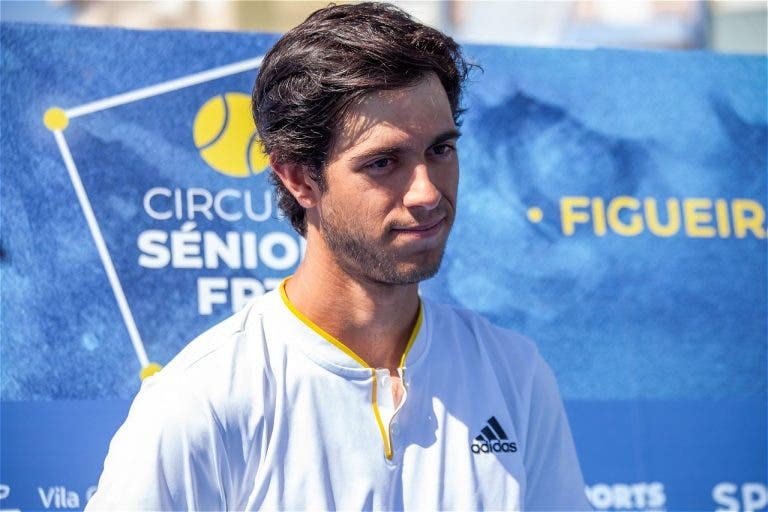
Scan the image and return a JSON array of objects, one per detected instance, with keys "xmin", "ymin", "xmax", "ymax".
[{"xmin": 1, "ymin": 22, "xmax": 766, "ymax": 511}]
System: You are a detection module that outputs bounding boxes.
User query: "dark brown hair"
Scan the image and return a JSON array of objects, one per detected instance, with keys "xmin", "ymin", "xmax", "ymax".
[{"xmin": 252, "ymin": 2, "xmax": 473, "ymax": 235}]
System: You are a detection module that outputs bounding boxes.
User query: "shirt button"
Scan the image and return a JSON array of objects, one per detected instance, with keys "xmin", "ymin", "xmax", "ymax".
[{"xmin": 391, "ymin": 423, "xmax": 400, "ymax": 436}]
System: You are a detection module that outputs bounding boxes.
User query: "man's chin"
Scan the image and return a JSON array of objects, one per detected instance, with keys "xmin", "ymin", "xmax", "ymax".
[
  {"xmin": 322, "ymin": 227, "xmax": 448, "ymax": 285},
  {"xmin": 378, "ymin": 254, "xmax": 445, "ymax": 285}
]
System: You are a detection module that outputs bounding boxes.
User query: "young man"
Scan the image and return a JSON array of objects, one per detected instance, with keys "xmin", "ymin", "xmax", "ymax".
[{"xmin": 87, "ymin": 3, "xmax": 589, "ymax": 510}]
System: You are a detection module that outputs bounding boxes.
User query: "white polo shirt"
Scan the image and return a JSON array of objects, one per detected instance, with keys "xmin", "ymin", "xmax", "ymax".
[{"xmin": 87, "ymin": 283, "xmax": 589, "ymax": 511}]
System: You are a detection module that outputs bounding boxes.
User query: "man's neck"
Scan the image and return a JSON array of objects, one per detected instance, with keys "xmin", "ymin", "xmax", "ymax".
[{"xmin": 284, "ymin": 246, "xmax": 421, "ymax": 373}]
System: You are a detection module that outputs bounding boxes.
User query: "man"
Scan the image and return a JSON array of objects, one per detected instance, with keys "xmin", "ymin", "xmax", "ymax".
[{"xmin": 87, "ymin": 3, "xmax": 589, "ymax": 510}]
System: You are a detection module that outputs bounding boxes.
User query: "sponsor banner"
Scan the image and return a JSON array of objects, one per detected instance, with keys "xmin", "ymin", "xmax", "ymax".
[
  {"xmin": 569, "ymin": 401, "xmax": 768, "ymax": 511},
  {"xmin": 1, "ymin": 23, "xmax": 766, "ymax": 511},
  {"xmin": 1, "ymin": 400, "xmax": 765, "ymax": 511}
]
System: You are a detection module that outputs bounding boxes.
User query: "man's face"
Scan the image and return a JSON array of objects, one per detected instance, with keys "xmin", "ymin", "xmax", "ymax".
[{"xmin": 310, "ymin": 73, "xmax": 460, "ymax": 285}]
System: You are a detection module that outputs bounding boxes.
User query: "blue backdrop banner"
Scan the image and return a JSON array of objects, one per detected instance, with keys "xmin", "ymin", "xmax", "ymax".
[{"xmin": 1, "ymin": 22, "xmax": 766, "ymax": 511}]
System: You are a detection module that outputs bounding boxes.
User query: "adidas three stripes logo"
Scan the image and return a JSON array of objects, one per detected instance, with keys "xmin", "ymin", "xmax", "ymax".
[{"xmin": 472, "ymin": 416, "xmax": 518, "ymax": 454}]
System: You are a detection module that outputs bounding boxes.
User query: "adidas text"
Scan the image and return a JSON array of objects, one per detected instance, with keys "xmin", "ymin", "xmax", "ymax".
[{"xmin": 471, "ymin": 441, "xmax": 518, "ymax": 454}]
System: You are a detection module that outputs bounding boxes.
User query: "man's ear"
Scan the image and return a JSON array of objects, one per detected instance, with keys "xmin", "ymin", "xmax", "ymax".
[{"xmin": 270, "ymin": 154, "xmax": 319, "ymax": 208}]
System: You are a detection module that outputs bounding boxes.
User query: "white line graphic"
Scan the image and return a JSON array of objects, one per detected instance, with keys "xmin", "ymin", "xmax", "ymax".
[
  {"xmin": 66, "ymin": 56, "xmax": 263, "ymax": 118},
  {"xmin": 47, "ymin": 55, "xmax": 263, "ymax": 375},
  {"xmin": 53, "ymin": 129, "xmax": 150, "ymax": 368}
]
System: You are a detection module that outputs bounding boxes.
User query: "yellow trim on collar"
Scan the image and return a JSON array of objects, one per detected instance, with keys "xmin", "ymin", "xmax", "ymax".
[
  {"xmin": 371, "ymin": 371, "xmax": 393, "ymax": 459},
  {"xmin": 279, "ymin": 277, "xmax": 423, "ymax": 461},
  {"xmin": 279, "ymin": 278, "xmax": 423, "ymax": 369},
  {"xmin": 280, "ymin": 278, "xmax": 370, "ymax": 368}
]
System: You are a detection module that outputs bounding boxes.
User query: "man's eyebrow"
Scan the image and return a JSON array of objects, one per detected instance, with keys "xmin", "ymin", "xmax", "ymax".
[
  {"xmin": 431, "ymin": 129, "xmax": 462, "ymax": 145},
  {"xmin": 349, "ymin": 129, "xmax": 463, "ymax": 165},
  {"xmin": 349, "ymin": 145, "xmax": 405, "ymax": 165}
]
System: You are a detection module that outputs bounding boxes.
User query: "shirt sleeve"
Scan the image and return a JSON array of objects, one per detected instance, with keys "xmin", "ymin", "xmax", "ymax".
[
  {"xmin": 523, "ymin": 355, "xmax": 592, "ymax": 511},
  {"xmin": 84, "ymin": 375, "xmax": 229, "ymax": 511}
]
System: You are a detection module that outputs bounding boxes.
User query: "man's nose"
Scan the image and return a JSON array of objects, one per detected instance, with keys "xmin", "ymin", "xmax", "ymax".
[{"xmin": 403, "ymin": 163, "xmax": 441, "ymax": 210}]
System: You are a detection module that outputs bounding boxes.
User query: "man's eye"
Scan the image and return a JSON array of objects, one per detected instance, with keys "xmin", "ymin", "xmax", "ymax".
[
  {"xmin": 432, "ymin": 144, "xmax": 455, "ymax": 156},
  {"xmin": 366, "ymin": 158, "xmax": 394, "ymax": 171}
]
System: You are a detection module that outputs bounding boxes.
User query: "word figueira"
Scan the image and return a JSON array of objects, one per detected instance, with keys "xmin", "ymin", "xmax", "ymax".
[{"xmin": 560, "ymin": 196, "xmax": 765, "ymax": 238}]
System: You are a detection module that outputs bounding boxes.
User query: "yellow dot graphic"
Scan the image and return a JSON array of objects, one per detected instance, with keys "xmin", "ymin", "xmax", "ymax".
[
  {"xmin": 527, "ymin": 207, "xmax": 544, "ymax": 223},
  {"xmin": 140, "ymin": 362, "xmax": 163, "ymax": 381},
  {"xmin": 43, "ymin": 107, "xmax": 69, "ymax": 131},
  {"xmin": 193, "ymin": 93, "xmax": 270, "ymax": 177}
]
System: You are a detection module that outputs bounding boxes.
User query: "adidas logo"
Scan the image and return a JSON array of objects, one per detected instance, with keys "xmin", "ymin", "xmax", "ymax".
[{"xmin": 471, "ymin": 416, "xmax": 518, "ymax": 454}]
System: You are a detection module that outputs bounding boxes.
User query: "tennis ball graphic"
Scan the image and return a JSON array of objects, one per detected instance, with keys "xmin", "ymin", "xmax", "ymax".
[{"xmin": 193, "ymin": 93, "xmax": 269, "ymax": 177}]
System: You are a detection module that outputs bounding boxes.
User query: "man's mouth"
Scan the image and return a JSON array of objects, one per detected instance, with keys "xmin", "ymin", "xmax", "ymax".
[{"xmin": 391, "ymin": 216, "xmax": 447, "ymax": 238}]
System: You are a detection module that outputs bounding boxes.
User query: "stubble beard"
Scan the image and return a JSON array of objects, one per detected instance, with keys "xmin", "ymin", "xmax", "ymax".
[{"xmin": 319, "ymin": 205, "xmax": 452, "ymax": 286}]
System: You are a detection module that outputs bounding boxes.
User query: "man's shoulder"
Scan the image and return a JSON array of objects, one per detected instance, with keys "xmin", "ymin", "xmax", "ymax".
[
  {"xmin": 163, "ymin": 303, "xmax": 254, "ymax": 372},
  {"xmin": 161, "ymin": 291, "xmax": 279, "ymax": 375},
  {"xmin": 141, "ymin": 291, "xmax": 281, "ymax": 411},
  {"xmin": 85, "ymin": 297, "xmax": 280, "ymax": 511}
]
